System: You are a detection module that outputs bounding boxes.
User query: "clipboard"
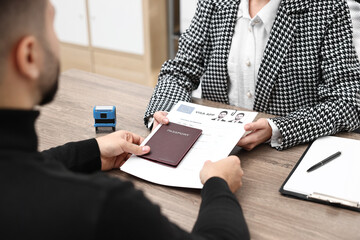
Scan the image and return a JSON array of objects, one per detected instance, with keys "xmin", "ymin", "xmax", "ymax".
[{"xmin": 279, "ymin": 136, "xmax": 360, "ymax": 212}]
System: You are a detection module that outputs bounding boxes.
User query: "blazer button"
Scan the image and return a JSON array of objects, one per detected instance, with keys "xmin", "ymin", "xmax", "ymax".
[{"xmin": 247, "ymin": 91, "xmax": 253, "ymax": 98}]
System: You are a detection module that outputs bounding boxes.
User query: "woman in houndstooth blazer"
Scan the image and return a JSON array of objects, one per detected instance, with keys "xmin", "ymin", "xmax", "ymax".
[{"xmin": 145, "ymin": 0, "xmax": 360, "ymax": 150}]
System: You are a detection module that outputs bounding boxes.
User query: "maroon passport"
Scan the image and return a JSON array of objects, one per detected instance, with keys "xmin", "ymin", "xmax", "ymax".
[{"xmin": 140, "ymin": 122, "xmax": 202, "ymax": 167}]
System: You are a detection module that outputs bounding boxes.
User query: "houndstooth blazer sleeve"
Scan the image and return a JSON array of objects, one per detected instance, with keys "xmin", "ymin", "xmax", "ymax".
[
  {"xmin": 143, "ymin": 0, "xmax": 214, "ymax": 126},
  {"xmin": 268, "ymin": 0, "xmax": 360, "ymax": 150}
]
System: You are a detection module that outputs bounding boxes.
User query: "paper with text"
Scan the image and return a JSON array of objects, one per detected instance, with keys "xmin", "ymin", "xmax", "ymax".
[
  {"xmin": 283, "ymin": 136, "xmax": 360, "ymax": 203},
  {"xmin": 121, "ymin": 101, "xmax": 258, "ymax": 189}
]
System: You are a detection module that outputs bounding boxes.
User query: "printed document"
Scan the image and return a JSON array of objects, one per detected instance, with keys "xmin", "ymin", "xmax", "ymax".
[{"xmin": 121, "ymin": 101, "xmax": 257, "ymax": 189}]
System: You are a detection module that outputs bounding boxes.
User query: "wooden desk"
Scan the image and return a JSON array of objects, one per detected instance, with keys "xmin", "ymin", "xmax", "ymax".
[{"xmin": 36, "ymin": 69, "xmax": 360, "ymax": 239}]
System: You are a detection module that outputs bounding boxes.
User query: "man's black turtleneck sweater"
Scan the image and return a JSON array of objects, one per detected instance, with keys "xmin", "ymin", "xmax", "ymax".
[{"xmin": 0, "ymin": 110, "xmax": 249, "ymax": 240}]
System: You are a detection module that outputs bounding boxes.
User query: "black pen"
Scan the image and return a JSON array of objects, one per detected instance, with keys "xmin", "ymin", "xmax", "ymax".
[{"xmin": 307, "ymin": 151, "xmax": 341, "ymax": 173}]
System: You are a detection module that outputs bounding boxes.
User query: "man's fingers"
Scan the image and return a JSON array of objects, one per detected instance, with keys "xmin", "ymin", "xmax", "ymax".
[
  {"xmin": 129, "ymin": 133, "xmax": 144, "ymax": 145},
  {"xmin": 138, "ymin": 136, "xmax": 145, "ymax": 144},
  {"xmin": 120, "ymin": 131, "xmax": 144, "ymax": 145},
  {"xmin": 121, "ymin": 140, "xmax": 150, "ymax": 156}
]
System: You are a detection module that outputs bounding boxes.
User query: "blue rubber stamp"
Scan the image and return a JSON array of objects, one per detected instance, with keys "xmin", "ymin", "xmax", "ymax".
[{"xmin": 93, "ymin": 106, "xmax": 116, "ymax": 133}]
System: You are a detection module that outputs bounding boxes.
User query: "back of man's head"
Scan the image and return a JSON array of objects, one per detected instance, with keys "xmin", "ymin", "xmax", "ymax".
[{"xmin": 0, "ymin": 0, "xmax": 47, "ymax": 76}]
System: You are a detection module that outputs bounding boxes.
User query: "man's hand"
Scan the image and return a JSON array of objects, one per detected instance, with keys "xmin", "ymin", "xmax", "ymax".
[
  {"xmin": 200, "ymin": 156, "xmax": 244, "ymax": 193},
  {"xmin": 152, "ymin": 111, "xmax": 169, "ymax": 131},
  {"xmin": 96, "ymin": 131, "xmax": 150, "ymax": 171},
  {"xmin": 237, "ymin": 118, "xmax": 272, "ymax": 151}
]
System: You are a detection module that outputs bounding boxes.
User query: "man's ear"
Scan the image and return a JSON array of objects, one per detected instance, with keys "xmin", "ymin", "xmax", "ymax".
[{"xmin": 15, "ymin": 36, "xmax": 41, "ymax": 81}]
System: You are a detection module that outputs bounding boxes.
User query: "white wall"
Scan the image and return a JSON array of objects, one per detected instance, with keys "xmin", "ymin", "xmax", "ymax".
[
  {"xmin": 51, "ymin": 0, "xmax": 89, "ymax": 46},
  {"xmin": 51, "ymin": 0, "xmax": 144, "ymax": 55},
  {"xmin": 88, "ymin": 0, "xmax": 144, "ymax": 55},
  {"xmin": 180, "ymin": 0, "xmax": 198, "ymax": 33},
  {"xmin": 348, "ymin": 0, "xmax": 360, "ymax": 59}
]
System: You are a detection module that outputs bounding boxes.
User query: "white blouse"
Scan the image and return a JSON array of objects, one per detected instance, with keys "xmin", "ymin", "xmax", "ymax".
[
  {"xmin": 227, "ymin": 0, "xmax": 280, "ymax": 109},
  {"xmin": 227, "ymin": 0, "xmax": 282, "ymax": 146}
]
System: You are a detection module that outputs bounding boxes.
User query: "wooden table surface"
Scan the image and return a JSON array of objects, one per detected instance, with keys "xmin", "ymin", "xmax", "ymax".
[{"xmin": 36, "ymin": 69, "xmax": 360, "ymax": 240}]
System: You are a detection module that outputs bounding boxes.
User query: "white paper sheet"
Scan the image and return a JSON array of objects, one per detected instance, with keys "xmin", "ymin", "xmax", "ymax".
[
  {"xmin": 121, "ymin": 101, "xmax": 258, "ymax": 189},
  {"xmin": 283, "ymin": 136, "xmax": 360, "ymax": 203}
]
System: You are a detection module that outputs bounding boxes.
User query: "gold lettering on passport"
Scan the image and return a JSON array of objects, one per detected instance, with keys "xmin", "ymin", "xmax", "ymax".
[{"xmin": 167, "ymin": 129, "xmax": 190, "ymax": 137}]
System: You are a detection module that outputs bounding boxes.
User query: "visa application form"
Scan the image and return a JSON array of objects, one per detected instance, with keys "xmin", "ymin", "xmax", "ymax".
[{"xmin": 121, "ymin": 101, "xmax": 257, "ymax": 189}]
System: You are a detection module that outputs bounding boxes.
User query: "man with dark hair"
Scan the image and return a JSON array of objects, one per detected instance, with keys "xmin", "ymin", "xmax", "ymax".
[
  {"xmin": 0, "ymin": 0, "xmax": 250, "ymax": 239},
  {"xmin": 0, "ymin": 0, "xmax": 46, "ymax": 66},
  {"xmin": 0, "ymin": 0, "xmax": 58, "ymax": 106}
]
